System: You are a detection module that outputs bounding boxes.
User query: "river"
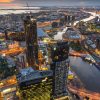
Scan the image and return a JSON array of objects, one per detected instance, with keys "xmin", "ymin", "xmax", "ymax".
[{"xmin": 69, "ymin": 56, "xmax": 100, "ymax": 92}]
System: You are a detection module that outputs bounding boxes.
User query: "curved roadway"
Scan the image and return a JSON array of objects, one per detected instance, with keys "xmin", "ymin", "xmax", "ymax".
[{"xmin": 54, "ymin": 11, "xmax": 97, "ymax": 40}]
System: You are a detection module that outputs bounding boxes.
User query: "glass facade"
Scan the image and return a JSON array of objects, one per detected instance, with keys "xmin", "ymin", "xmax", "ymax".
[{"xmin": 19, "ymin": 77, "xmax": 53, "ymax": 100}]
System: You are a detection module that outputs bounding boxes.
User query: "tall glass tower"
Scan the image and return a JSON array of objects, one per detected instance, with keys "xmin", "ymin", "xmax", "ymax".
[
  {"xmin": 24, "ymin": 16, "xmax": 38, "ymax": 69},
  {"xmin": 50, "ymin": 41, "xmax": 69, "ymax": 99}
]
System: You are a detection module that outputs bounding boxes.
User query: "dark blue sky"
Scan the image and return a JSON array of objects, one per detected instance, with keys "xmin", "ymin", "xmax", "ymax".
[
  {"xmin": 0, "ymin": 0, "xmax": 100, "ymax": 8},
  {"xmin": 14, "ymin": 0, "xmax": 100, "ymax": 6}
]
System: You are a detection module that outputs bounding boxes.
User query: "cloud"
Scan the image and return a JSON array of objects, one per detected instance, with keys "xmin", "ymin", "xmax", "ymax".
[
  {"xmin": 0, "ymin": 0, "xmax": 13, "ymax": 3},
  {"xmin": 0, "ymin": 3, "xmax": 16, "ymax": 6}
]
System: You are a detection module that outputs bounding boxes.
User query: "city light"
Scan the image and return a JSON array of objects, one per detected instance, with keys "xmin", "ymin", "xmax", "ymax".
[{"xmin": 0, "ymin": 1, "xmax": 100, "ymax": 100}]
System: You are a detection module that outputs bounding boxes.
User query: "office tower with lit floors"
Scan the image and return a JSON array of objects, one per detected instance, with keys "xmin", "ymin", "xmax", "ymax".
[
  {"xmin": 17, "ymin": 67, "xmax": 53, "ymax": 100},
  {"xmin": 65, "ymin": 15, "xmax": 75, "ymax": 25},
  {"xmin": 24, "ymin": 16, "xmax": 38, "ymax": 69},
  {"xmin": 50, "ymin": 41, "xmax": 70, "ymax": 100}
]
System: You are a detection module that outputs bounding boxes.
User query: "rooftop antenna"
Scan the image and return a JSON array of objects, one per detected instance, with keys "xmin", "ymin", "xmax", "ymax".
[
  {"xmin": 26, "ymin": 1, "xmax": 32, "ymax": 16},
  {"xmin": 50, "ymin": 7, "xmax": 52, "ymax": 25}
]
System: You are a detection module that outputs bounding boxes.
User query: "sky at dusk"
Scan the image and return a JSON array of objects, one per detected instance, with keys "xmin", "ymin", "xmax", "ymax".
[{"xmin": 0, "ymin": 0, "xmax": 100, "ymax": 8}]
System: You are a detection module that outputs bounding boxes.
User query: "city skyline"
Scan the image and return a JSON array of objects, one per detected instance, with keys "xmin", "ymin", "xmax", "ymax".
[
  {"xmin": 0, "ymin": 0, "xmax": 100, "ymax": 100},
  {"xmin": 0, "ymin": 0, "xmax": 100, "ymax": 8}
]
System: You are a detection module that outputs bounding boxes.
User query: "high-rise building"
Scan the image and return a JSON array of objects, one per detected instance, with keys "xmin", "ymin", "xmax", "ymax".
[
  {"xmin": 65, "ymin": 15, "xmax": 70, "ymax": 24},
  {"xmin": 16, "ymin": 53, "xmax": 27, "ymax": 69},
  {"xmin": 24, "ymin": 16, "xmax": 38, "ymax": 69},
  {"xmin": 4, "ymin": 30, "xmax": 8, "ymax": 40},
  {"xmin": 65, "ymin": 15, "xmax": 75, "ymax": 25},
  {"xmin": 72, "ymin": 16, "xmax": 75, "ymax": 21},
  {"xmin": 17, "ymin": 67, "xmax": 53, "ymax": 100},
  {"xmin": 96, "ymin": 38, "xmax": 100, "ymax": 49},
  {"xmin": 50, "ymin": 41, "xmax": 69, "ymax": 99}
]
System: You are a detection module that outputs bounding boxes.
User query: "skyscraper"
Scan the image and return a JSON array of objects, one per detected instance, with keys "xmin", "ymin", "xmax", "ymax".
[
  {"xmin": 17, "ymin": 67, "xmax": 53, "ymax": 100},
  {"xmin": 65, "ymin": 15, "xmax": 75, "ymax": 25},
  {"xmin": 24, "ymin": 16, "xmax": 38, "ymax": 69},
  {"xmin": 65, "ymin": 15, "xmax": 70, "ymax": 25},
  {"xmin": 4, "ymin": 30, "xmax": 8, "ymax": 40},
  {"xmin": 96, "ymin": 38, "xmax": 100, "ymax": 49},
  {"xmin": 50, "ymin": 41, "xmax": 69, "ymax": 99}
]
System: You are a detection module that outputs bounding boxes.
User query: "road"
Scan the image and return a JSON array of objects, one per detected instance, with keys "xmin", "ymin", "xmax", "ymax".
[
  {"xmin": 68, "ymin": 86, "xmax": 100, "ymax": 100},
  {"xmin": 73, "ymin": 11, "xmax": 96, "ymax": 26},
  {"xmin": 0, "ymin": 47, "xmax": 24, "ymax": 56},
  {"xmin": 54, "ymin": 11, "xmax": 97, "ymax": 40},
  {"xmin": 69, "ymin": 56, "xmax": 100, "ymax": 92}
]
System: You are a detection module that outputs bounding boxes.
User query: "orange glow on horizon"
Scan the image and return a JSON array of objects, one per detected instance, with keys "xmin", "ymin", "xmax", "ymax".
[
  {"xmin": 0, "ymin": 3, "xmax": 17, "ymax": 7},
  {"xmin": 0, "ymin": 0, "xmax": 13, "ymax": 3}
]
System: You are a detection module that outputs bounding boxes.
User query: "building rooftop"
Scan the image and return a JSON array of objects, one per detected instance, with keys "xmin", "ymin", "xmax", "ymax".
[
  {"xmin": 37, "ymin": 28, "xmax": 49, "ymax": 38},
  {"xmin": 17, "ymin": 67, "xmax": 53, "ymax": 83},
  {"xmin": 65, "ymin": 30, "xmax": 81, "ymax": 39}
]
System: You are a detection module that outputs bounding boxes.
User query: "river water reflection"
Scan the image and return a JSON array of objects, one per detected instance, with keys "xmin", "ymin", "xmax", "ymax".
[{"xmin": 69, "ymin": 56, "xmax": 100, "ymax": 92}]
